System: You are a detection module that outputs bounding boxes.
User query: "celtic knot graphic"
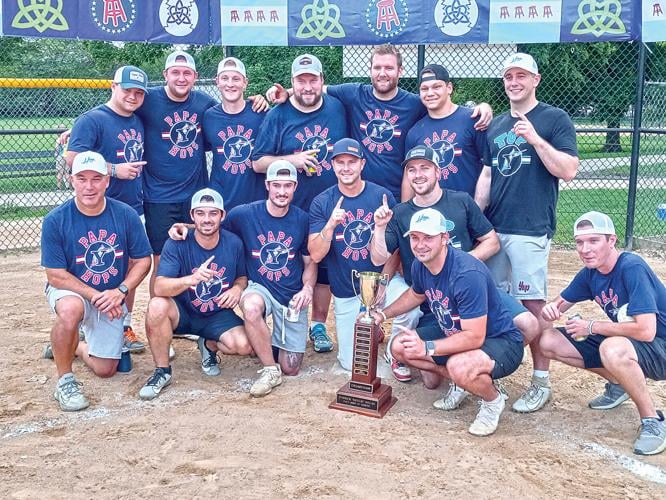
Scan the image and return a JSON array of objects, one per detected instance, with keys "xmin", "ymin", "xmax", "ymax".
[
  {"xmin": 571, "ymin": 0, "xmax": 626, "ymax": 38},
  {"xmin": 442, "ymin": 0, "xmax": 472, "ymax": 25},
  {"xmin": 166, "ymin": 0, "xmax": 192, "ymax": 26},
  {"xmin": 296, "ymin": 0, "xmax": 345, "ymax": 41},
  {"xmin": 11, "ymin": 0, "xmax": 69, "ymax": 33}
]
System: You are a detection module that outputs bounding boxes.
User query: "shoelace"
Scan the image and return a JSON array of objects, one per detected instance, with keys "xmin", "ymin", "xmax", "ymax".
[
  {"xmin": 124, "ymin": 327, "xmax": 139, "ymax": 342},
  {"xmin": 146, "ymin": 369, "xmax": 168, "ymax": 387},
  {"xmin": 312, "ymin": 328, "xmax": 329, "ymax": 343},
  {"xmin": 475, "ymin": 399, "xmax": 501, "ymax": 426},
  {"xmin": 639, "ymin": 419, "xmax": 664, "ymax": 437},
  {"xmin": 523, "ymin": 382, "xmax": 544, "ymax": 402},
  {"xmin": 445, "ymin": 383, "xmax": 462, "ymax": 400},
  {"xmin": 203, "ymin": 352, "xmax": 218, "ymax": 368},
  {"xmin": 60, "ymin": 379, "xmax": 83, "ymax": 397}
]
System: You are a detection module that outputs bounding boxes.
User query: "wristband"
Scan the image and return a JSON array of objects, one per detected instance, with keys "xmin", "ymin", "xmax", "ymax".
[
  {"xmin": 110, "ymin": 163, "xmax": 117, "ymax": 178},
  {"xmin": 376, "ymin": 309, "xmax": 387, "ymax": 322},
  {"xmin": 587, "ymin": 320, "xmax": 595, "ymax": 336},
  {"xmin": 319, "ymin": 230, "xmax": 331, "ymax": 242}
]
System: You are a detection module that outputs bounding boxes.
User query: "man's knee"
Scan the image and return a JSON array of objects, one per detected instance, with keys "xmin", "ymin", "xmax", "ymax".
[
  {"xmin": 220, "ymin": 326, "xmax": 253, "ymax": 355},
  {"xmin": 390, "ymin": 333, "xmax": 407, "ymax": 362},
  {"xmin": 90, "ymin": 359, "xmax": 118, "ymax": 378},
  {"xmin": 514, "ymin": 311, "xmax": 540, "ymax": 345},
  {"xmin": 240, "ymin": 294, "xmax": 265, "ymax": 323},
  {"xmin": 446, "ymin": 352, "xmax": 481, "ymax": 385},
  {"xmin": 599, "ymin": 337, "xmax": 635, "ymax": 367},
  {"xmin": 279, "ymin": 351, "xmax": 304, "ymax": 376},
  {"xmin": 146, "ymin": 297, "xmax": 172, "ymax": 322},
  {"xmin": 539, "ymin": 328, "xmax": 564, "ymax": 359},
  {"xmin": 54, "ymin": 296, "xmax": 84, "ymax": 329}
]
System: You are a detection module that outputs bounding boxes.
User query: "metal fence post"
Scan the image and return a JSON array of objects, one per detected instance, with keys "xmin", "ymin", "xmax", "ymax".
[{"xmin": 417, "ymin": 45, "xmax": 425, "ymax": 77}]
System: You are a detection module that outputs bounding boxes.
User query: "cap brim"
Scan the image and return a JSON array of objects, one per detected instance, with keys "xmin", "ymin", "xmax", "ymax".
[
  {"xmin": 292, "ymin": 69, "xmax": 321, "ymax": 77},
  {"xmin": 401, "ymin": 156, "xmax": 438, "ymax": 168},
  {"xmin": 118, "ymin": 83, "xmax": 147, "ymax": 91}
]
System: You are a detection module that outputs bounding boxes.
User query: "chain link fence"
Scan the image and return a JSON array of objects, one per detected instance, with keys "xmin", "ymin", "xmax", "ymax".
[{"xmin": 0, "ymin": 39, "xmax": 664, "ymax": 250}]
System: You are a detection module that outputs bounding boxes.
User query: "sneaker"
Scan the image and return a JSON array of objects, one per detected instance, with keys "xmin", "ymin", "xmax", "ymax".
[
  {"xmin": 512, "ymin": 376, "xmax": 552, "ymax": 413},
  {"xmin": 589, "ymin": 382, "xmax": 630, "ymax": 410},
  {"xmin": 42, "ymin": 343, "xmax": 54, "ymax": 360},
  {"xmin": 139, "ymin": 368, "xmax": 172, "ymax": 401},
  {"xmin": 250, "ymin": 365, "xmax": 282, "ymax": 397},
  {"xmin": 123, "ymin": 326, "xmax": 145, "ymax": 353},
  {"xmin": 169, "ymin": 344, "xmax": 176, "ymax": 361},
  {"xmin": 197, "ymin": 337, "xmax": 220, "ymax": 377},
  {"xmin": 390, "ymin": 359, "xmax": 412, "ymax": 382},
  {"xmin": 433, "ymin": 383, "xmax": 469, "ymax": 410},
  {"xmin": 469, "ymin": 392, "xmax": 507, "ymax": 437},
  {"xmin": 172, "ymin": 333, "xmax": 199, "ymax": 341},
  {"xmin": 634, "ymin": 411, "xmax": 666, "ymax": 455},
  {"xmin": 53, "ymin": 374, "xmax": 89, "ymax": 411},
  {"xmin": 309, "ymin": 324, "xmax": 333, "ymax": 353}
]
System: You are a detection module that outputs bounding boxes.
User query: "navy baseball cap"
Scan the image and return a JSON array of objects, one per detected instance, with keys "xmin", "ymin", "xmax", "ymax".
[
  {"xmin": 419, "ymin": 64, "xmax": 451, "ymax": 84},
  {"xmin": 401, "ymin": 145, "xmax": 440, "ymax": 168},
  {"xmin": 331, "ymin": 138, "xmax": 364, "ymax": 159},
  {"xmin": 113, "ymin": 65, "xmax": 148, "ymax": 91}
]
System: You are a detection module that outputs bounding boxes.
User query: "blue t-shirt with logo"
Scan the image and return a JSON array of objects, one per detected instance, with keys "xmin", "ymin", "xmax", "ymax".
[
  {"xmin": 309, "ymin": 182, "xmax": 395, "ymax": 298},
  {"xmin": 158, "ymin": 230, "xmax": 246, "ymax": 317},
  {"xmin": 252, "ymin": 96, "xmax": 348, "ymax": 211},
  {"xmin": 203, "ymin": 101, "xmax": 267, "ymax": 211},
  {"xmin": 482, "ymin": 102, "xmax": 577, "ymax": 238},
  {"xmin": 411, "ymin": 246, "xmax": 523, "ymax": 342},
  {"xmin": 404, "ymin": 107, "xmax": 487, "ymax": 197},
  {"xmin": 561, "ymin": 252, "xmax": 666, "ymax": 339},
  {"xmin": 68, "ymin": 105, "xmax": 145, "ymax": 215},
  {"xmin": 327, "ymin": 83, "xmax": 425, "ymax": 199},
  {"xmin": 225, "ymin": 201, "xmax": 309, "ymax": 306},
  {"xmin": 41, "ymin": 198, "xmax": 152, "ymax": 291},
  {"xmin": 137, "ymin": 87, "xmax": 217, "ymax": 203}
]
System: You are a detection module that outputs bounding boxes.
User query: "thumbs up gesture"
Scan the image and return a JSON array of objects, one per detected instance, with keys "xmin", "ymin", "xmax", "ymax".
[{"xmin": 373, "ymin": 193, "xmax": 393, "ymax": 228}]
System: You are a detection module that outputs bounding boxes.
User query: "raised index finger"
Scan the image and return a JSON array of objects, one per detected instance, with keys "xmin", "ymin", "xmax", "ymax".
[
  {"xmin": 335, "ymin": 196, "xmax": 344, "ymax": 210},
  {"xmin": 382, "ymin": 193, "xmax": 388, "ymax": 207},
  {"xmin": 200, "ymin": 255, "xmax": 215, "ymax": 270}
]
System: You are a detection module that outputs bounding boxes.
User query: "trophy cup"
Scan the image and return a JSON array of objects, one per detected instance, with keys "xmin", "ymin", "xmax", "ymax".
[{"xmin": 329, "ymin": 271, "xmax": 397, "ymax": 418}]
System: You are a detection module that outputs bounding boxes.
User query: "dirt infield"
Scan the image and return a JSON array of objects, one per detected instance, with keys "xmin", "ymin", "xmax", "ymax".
[{"xmin": 1, "ymin": 249, "xmax": 665, "ymax": 498}]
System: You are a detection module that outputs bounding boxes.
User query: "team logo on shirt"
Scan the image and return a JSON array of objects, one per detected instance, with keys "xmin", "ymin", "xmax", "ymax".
[
  {"xmin": 75, "ymin": 230, "xmax": 123, "ymax": 286},
  {"xmin": 190, "ymin": 263, "xmax": 229, "ymax": 313},
  {"xmin": 216, "ymin": 126, "xmax": 253, "ymax": 174},
  {"xmin": 492, "ymin": 130, "xmax": 531, "ymax": 177},
  {"xmin": 425, "ymin": 290, "xmax": 460, "ymax": 336},
  {"xmin": 595, "ymin": 288, "xmax": 620, "ymax": 321},
  {"xmin": 360, "ymin": 109, "xmax": 402, "ymax": 153},
  {"xmin": 295, "ymin": 126, "xmax": 334, "ymax": 176},
  {"xmin": 162, "ymin": 111, "xmax": 201, "ymax": 158},
  {"xmin": 116, "ymin": 128, "xmax": 144, "ymax": 163},
  {"xmin": 252, "ymin": 231, "xmax": 296, "ymax": 281},
  {"xmin": 424, "ymin": 130, "xmax": 462, "ymax": 180},
  {"xmin": 334, "ymin": 208, "xmax": 374, "ymax": 261}
]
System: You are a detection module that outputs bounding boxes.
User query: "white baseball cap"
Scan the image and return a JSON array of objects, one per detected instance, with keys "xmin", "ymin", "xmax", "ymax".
[
  {"xmin": 72, "ymin": 151, "xmax": 108, "ymax": 176},
  {"xmin": 403, "ymin": 208, "xmax": 452, "ymax": 237},
  {"xmin": 266, "ymin": 160, "xmax": 297, "ymax": 183},
  {"xmin": 165, "ymin": 50, "xmax": 196, "ymax": 71},
  {"xmin": 217, "ymin": 57, "xmax": 246, "ymax": 77},
  {"xmin": 573, "ymin": 211, "xmax": 616, "ymax": 237},
  {"xmin": 501, "ymin": 52, "xmax": 539, "ymax": 77},
  {"xmin": 191, "ymin": 188, "xmax": 224, "ymax": 212}
]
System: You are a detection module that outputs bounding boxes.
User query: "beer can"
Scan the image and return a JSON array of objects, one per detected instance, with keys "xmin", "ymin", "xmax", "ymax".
[
  {"xmin": 285, "ymin": 299, "xmax": 299, "ymax": 323},
  {"xmin": 568, "ymin": 313, "xmax": 587, "ymax": 342}
]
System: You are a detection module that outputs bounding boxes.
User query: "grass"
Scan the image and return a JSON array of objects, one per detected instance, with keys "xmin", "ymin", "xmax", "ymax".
[
  {"xmin": 0, "ymin": 205, "xmax": 50, "ymax": 220},
  {"xmin": 0, "ymin": 174, "xmax": 61, "ymax": 194}
]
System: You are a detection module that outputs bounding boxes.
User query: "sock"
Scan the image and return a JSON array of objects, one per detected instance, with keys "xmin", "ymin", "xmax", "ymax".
[
  {"xmin": 310, "ymin": 321, "xmax": 325, "ymax": 331},
  {"xmin": 58, "ymin": 372, "xmax": 75, "ymax": 385},
  {"xmin": 533, "ymin": 370, "xmax": 549, "ymax": 379},
  {"xmin": 157, "ymin": 366, "xmax": 172, "ymax": 375},
  {"xmin": 123, "ymin": 312, "xmax": 132, "ymax": 328}
]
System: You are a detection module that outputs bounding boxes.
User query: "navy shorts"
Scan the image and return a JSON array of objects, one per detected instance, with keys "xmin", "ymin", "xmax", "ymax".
[
  {"xmin": 316, "ymin": 263, "xmax": 329, "ymax": 286},
  {"xmin": 416, "ymin": 314, "xmax": 523, "ymax": 379},
  {"xmin": 175, "ymin": 301, "xmax": 243, "ymax": 342},
  {"xmin": 558, "ymin": 327, "xmax": 666, "ymax": 381},
  {"xmin": 144, "ymin": 201, "xmax": 193, "ymax": 254}
]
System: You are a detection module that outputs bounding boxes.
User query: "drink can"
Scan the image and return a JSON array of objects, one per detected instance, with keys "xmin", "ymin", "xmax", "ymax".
[
  {"xmin": 568, "ymin": 313, "xmax": 587, "ymax": 342},
  {"xmin": 117, "ymin": 348, "xmax": 132, "ymax": 372},
  {"xmin": 285, "ymin": 299, "xmax": 299, "ymax": 323}
]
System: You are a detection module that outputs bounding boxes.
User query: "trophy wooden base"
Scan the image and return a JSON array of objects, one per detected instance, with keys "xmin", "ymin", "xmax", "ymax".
[{"xmin": 329, "ymin": 378, "xmax": 397, "ymax": 418}]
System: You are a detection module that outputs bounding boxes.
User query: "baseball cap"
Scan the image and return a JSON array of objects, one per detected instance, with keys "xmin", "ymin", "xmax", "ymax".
[
  {"xmin": 72, "ymin": 151, "xmax": 108, "ymax": 176},
  {"xmin": 112, "ymin": 65, "xmax": 148, "ymax": 91},
  {"xmin": 266, "ymin": 160, "xmax": 298, "ymax": 183},
  {"xmin": 401, "ymin": 145, "xmax": 441, "ymax": 168},
  {"xmin": 573, "ymin": 211, "xmax": 616, "ymax": 237},
  {"xmin": 217, "ymin": 57, "xmax": 246, "ymax": 77},
  {"xmin": 419, "ymin": 64, "xmax": 451, "ymax": 83},
  {"xmin": 291, "ymin": 54, "xmax": 323, "ymax": 77},
  {"xmin": 403, "ymin": 208, "xmax": 451, "ymax": 237},
  {"xmin": 501, "ymin": 52, "xmax": 539, "ymax": 77},
  {"xmin": 331, "ymin": 138, "xmax": 364, "ymax": 160},
  {"xmin": 165, "ymin": 50, "xmax": 196, "ymax": 71},
  {"xmin": 191, "ymin": 188, "xmax": 224, "ymax": 212}
]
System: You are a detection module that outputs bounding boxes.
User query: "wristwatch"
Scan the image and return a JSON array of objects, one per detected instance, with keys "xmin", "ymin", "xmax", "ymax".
[
  {"xmin": 118, "ymin": 284, "xmax": 129, "ymax": 296},
  {"xmin": 425, "ymin": 340, "xmax": 436, "ymax": 357}
]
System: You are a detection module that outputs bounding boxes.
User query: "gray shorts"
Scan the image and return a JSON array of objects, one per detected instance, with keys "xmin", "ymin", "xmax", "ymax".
[
  {"xmin": 486, "ymin": 233, "xmax": 550, "ymax": 301},
  {"xmin": 46, "ymin": 285, "xmax": 126, "ymax": 360},
  {"xmin": 241, "ymin": 282, "xmax": 308, "ymax": 353}
]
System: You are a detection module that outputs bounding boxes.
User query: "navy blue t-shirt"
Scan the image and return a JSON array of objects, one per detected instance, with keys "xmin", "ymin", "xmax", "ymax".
[
  {"xmin": 203, "ymin": 101, "xmax": 267, "ymax": 210},
  {"xmin": 68, "ymin": 105, "xmax": 145, "ymax": 215},
  {"xmin": 225, "ymin": 201, "xmax": 309, "ymax": 306},
  {"xmin": 41, "ymin": 198, "xmax": 152, "ymax": 291},
  {"xmin": 137, "ymin": 87, "xmax": 217, "ymax": 203},
  {"xmin": 158, "ymin": 230, "xmax": 246, "ymax": 317},
  {"xmin": 252, "ymin": 96, "xmax": 348, "ymax": 211},
  {"xmin": 405, "ymin": 106, "xmax": 487, "ymax": 197},
  {"xmin": 482, "ymin": 102, "xmax": 577, "ymax": 238},
  {"xmin": 309, "ymin": 182, "xmax": 395, "ymax": 298},
  {"xmin": 385, "ymin": 190, "xmax": 493, "ymax": 285},
  {"xmin": 411, "ymin": 247, "xmax": 522, "ymax": 342},
  {"xmin": 327, "ymin": 83, "xmax": 425, "ymax": 199},
  {"xmin": 561, "ymin": 252, "xmax": 666, "ymax": 339}
]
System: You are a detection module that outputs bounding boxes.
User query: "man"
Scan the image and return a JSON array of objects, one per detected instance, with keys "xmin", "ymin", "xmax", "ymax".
[
  {"xmin": 139, "ymin": 188, "xmax": 250, "ymax": 401},
  {"xmin": 475, "ymin": 52, "xmax": 579, "ymax": 413},
  {"xmin": 373, "ymin": 208, "xmax": 524, "ymax": 436},
  {"xmin": 66, "ymin": 65, "xmax": 149, "ymax": 353},
  {"xmin": 308, "ymin": 138, "xmax": 395, "ymax": 371},
  {"xmin": 203, "ymin": 57, "xmax": 267, "ymax": 211},
  {"xmin": 253, "ymin": 53, "xmax": 349, "ymax": 353},
  {"xmin": 540, "ymin": 212, "xmax": 666, "ymax": 455},
  {"xmin": 41, "ymin": 151, "xmax": 152, "ymax": 411},
  {"xmin": 404, "ymin": 64, "xmax": 488, "ymax": 199}
]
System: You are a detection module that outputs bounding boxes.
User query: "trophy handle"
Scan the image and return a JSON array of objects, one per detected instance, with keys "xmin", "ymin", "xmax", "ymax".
[{"xmin": 351, "ymin": 269, "xmax": 361, "ymax": 300}]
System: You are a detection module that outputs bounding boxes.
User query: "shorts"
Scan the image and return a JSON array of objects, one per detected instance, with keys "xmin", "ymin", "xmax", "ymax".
[
  {"xmin": 498, "ymin": 289, "xmax": 528, "ymax": 319},
  {"xmin": 416, "ymin": 315, "xmax": 523, "ymax": 379},
  {"xmin": 558, "ymin": 327, "xmax": 666, "ymax": 381},
  {"xmin": 174, "ymin": 301, "xmax": 243, "ymax": 342},
  {"xmin": 144, "ymin": 201, "xmax": 193, "ymax": 254},
  {"xmin": 242, "ymin": 281, "xmax": 308, "ymax": 353},
  {"xmin": 485, "ymin": 233, "xmax": 550, "ymax": 301},
  {"xmin": 46, "ymin": 285, "xmax": 126, "ymax": 360},
  {"xmin": 333, "ymin": 295, "xmax": 363, "ymax": 371},
  {"xmin": 316, "ymin": 263, "xmax": 329, "ymax": 286}
]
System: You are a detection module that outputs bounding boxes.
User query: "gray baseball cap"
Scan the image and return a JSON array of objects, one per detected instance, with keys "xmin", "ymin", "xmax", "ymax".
[
  {"xmin": 191, "ymin": 188, "xmax": 224, "ymax": 212},
  {"xmin": 291, "ymin": 54, "xmax": 323, "ymax": 77}
]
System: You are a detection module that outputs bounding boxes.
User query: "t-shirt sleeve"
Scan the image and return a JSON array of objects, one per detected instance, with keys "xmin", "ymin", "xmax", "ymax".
[
  {"xmin": 560, "ymin": 268, "xmax": 593, "ymax": 304},
  {"xmin": 411, "ymin": 261, "xmax": 425, "ymax": 295},
  {"xmin": 309, "ymin": 194, "xmax": 329, "ymax": 234},
  {"xmin": 127, "ymin": 211, "xmax": 153, "ymax": 259},
  {"xmin": 157, "ymin": 240, "xmax": 182, "ymax": 278},
  {"xmin": 385, "ymin": 190, "xmax": 397, "ymax": 208},
  {"xmin": 251, "ymin": 108, "xmax": 281, "ymax": 160},
  {"xmin": 622, "ymin": 264, "xmax": 659, "ymax": 316},
  {"xmin": 325, "ymin": 83, "xmax": 359, "ymax": 103},
  {"xmin": 234, "ymin": 237, "xmax": 247, "ymax": 278},
  {"xmin": 385, "ymin": 217, "xmax": 400, "ymax": 254},
  {"xmin": 454, "ymin": 270, "xmax": 488, "ymax": 319},
  {"xmin": 482, "ymin": 134, "xmax": 493, "ymax": 168},
  {"xmin": 299, "ymin": 212, "xmax": 310, "ymax": 256},
  {"xmin": 550, "ymin": 110, "xmax": 578, "ymax": 157},
  {"xmin": 40, "ymin": 214, "xmax": 66, "ymax": 268},
  {"xmin": 464, "ymin": 195, "xmax": 494, "ymax": 239},
  {"xmin": 223, "ymin": 206, "xmax": 242, "ymax": 234},
  {"xmin": 68, "ymin": 113, "xmax": 99, "ymax": 153},
  {"xmin": 473, "ymin": 128, "xmax": 490, "ymax": 166}
]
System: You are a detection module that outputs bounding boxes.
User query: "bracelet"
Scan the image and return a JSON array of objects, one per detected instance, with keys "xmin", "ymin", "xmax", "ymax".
[
  {"xmin": 587, "ymin": 320, "xmax": 595, "ymax": 336},
  {"xmin": 110, "ymin": 163, "xmax": 117, "ymax": 178},
  {"xmin": 319, "ymin": 230, "xmax": 331, "ymax": 242},
  {"xmin": 376, "ymin": 309, "xmax": 387, "ymax": 321}
]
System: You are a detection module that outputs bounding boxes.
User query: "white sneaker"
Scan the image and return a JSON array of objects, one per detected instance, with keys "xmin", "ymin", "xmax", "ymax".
[
  {"xmin": 250, "ymin": 365, "xmax": 282, "ymax": 397},
  {"xmin": 469, "ymin": 393, "xmax": 507, "ymax": 437},
  {"xmin": 512, "ymin": 376, "xmax": 552, "ymax": 413},
  {"xmin": 54, "ymin": 373, "xmax": 89, "ymax": 412},
  {"xmin": 433, "ymin": 383, "xmax": 469, "ymax": 410},
  {"xmin": 139, "ymin": 368, "xmax": 172, "ymax": 401}
]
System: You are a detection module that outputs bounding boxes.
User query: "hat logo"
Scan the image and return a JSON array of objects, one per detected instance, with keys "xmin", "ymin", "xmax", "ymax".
[
  {"xmin": 81, "ymin": 156, "xmax": 95, "ymax": 164},
  {"xmin": 415, "ymin": 214, "xmax": 430, "ymax": 223},
  {"xmin": 129, "ymin": 71, "xmax": 145, "ymax": 82},
  {"xmin": 300, "ymin": 57, "xmax": 312, "ymax": 65}
]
